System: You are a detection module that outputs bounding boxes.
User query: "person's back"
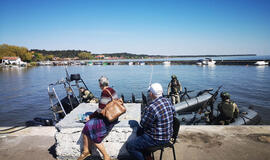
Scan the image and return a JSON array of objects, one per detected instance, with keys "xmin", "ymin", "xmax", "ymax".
[
  {"xmin": 217, "ymin": 92, "xmax": 239, "ymax": 125},
  {"xmin": 218, "ymin": 101, "xmax": 237, "ymax": 120},
  {"xmin": 141, "ymin": 96, "xmax": 175, "ymax": 141},
  {"xmin": 127, "ymin": 83, "xmax": 175, "ymax": 160}
]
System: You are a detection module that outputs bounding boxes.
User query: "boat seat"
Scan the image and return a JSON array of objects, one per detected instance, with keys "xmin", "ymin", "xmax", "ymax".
[{"xmin": 145, "ymin": 116, "xmax": 180, "ymax": 160}]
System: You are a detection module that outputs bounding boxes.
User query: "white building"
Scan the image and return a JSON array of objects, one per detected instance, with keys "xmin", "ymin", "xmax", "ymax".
[{"xmin": 1, "ymin": 57, "xmax": 23, "ymax": 65}]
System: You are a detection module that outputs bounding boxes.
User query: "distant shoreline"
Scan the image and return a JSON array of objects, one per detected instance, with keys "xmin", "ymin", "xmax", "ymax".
[{"xmin": 164, "ymin": 54, "xmax": 256, "ymax": 58}]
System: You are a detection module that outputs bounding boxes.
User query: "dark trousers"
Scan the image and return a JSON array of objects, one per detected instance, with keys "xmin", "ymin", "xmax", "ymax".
[{"xmin": 126, "ymin": 133, "xmax": 167, "ymax": 160}]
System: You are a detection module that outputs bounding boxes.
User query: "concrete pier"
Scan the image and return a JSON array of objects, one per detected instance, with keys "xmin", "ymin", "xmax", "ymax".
[
  {"xmin": 1, "ymin": 125, "xmax": 270, "ymax": 160},
  {"xmin": 55, "ymin": 103, "xmax": 141, "ymax": 160},
  {"xmin": 1, "ymin": 102, "xmax": 270, "ymax": 160},
  {"xmin": 0, "ymin": 126, "xmax": 56, "ymax": 160}
]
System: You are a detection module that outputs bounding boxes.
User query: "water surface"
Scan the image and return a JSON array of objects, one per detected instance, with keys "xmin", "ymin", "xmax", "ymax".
[{"xmin": 0, "ymin": 65, "xmax": 270, "ymax": 126}]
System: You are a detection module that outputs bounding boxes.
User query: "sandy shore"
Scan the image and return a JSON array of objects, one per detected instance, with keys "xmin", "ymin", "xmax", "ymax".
[{"xmin": 0, "ymin": 126, "xmax": 270, "ymax": 160}]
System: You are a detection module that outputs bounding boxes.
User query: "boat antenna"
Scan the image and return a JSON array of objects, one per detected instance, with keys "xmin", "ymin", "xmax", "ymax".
[{"xmin": 65, "ymin": 66, "xmax": 71, "ymax": 82}]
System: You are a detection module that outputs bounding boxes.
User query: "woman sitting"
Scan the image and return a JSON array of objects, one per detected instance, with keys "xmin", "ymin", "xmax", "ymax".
[{"xmin": 78, "ymin": 76, "xmax": 118, "ymax": 160}]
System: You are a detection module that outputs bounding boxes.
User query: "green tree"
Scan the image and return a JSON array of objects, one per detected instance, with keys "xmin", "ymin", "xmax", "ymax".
[
  {"xmin": 33, "ymin": 53, "xmax": 45, "ymax": 61},
  {"xmin": 45, "ymin": 54, "xmax": 54, "ymax": 61},
  {"xmin": 0, "ymin": 44, "xmax": 33, "ymax": 62},
  {"xmin": 78, "ymin": 52, "xmax": 93, "ymax": 60}
]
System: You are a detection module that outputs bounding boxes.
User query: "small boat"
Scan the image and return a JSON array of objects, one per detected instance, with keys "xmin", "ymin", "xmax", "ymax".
[
  {"xmin": 163, "ymin": 61, "xmax": 171, "ymax": 66},
  {"xmin": 175, "ymin": 92, "xmax": 212, "ymax": 114},
  {"xmin": 48, "ymin": 68, "xmax": 93, "ymax": 122},
  {"xmin": 87, "ymin": 62, "xmax": 93, "ymax": 66},
  {"xmin": 177, "ymin": 107, "xmax": 261, "ymax": 125},
  {"xmin": 140, "ymin": 62, "xmax": 145, "ymax": 65},
  {"xmin": 255, "ymin": 61, "xmax": 269, "ymax": 66},
  {"xmin": 196, "ymin": 58, "xmax": 216, "ymax": 65},
  {"xmin": 141, "ymin": 87, "xmax": 217, "ymax": 115},
  {"xmin": 128, "ymin": 62, "xmax": 133, "ymax": 65}
]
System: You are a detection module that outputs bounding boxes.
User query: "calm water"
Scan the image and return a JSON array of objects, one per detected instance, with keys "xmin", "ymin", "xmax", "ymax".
[{"xmin": 0, "ymin": 64, "xmax": 270, "ymax": 126}]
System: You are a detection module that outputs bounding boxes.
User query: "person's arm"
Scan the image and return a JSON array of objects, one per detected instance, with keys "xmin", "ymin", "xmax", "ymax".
[
  {"xmin": 140, "ymin": 106, "xmax": 155, "ymax": 129},
  {"xmin": 167, "ymin": 83, "xmax": 171, "ymax": 95},
  {"xmin": 178, "ymin": 81, "xmax": 182, "ymax": 92},
  {"xmin": 233, "ymin": 103, "xmax": 239, "ymax": 118},
  {"xmin": 82, "ymin": 90, "xmax": 89, "ymax": 99},
  {"xmin": 89, "ymin": 110, "xmax": 98, "ymax": 119}
]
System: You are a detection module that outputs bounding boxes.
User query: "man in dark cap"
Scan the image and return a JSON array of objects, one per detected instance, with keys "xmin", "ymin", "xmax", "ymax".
[
  {"xmin": 217, "ymin": 92, "xmax": 239, "ymax": 125},
  {"xmin": 167, "ymin": 75, "xmax": 182, "ymax": 105}
]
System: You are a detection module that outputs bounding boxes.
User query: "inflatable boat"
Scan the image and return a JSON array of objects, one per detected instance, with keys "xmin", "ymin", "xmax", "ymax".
[
  {"xmin": 175, "ymin": 92, "xmax": 212, "ymax": 114},
  {"xmin": 177, "ymin": 107, "xmax": 261, "ymax": 125}
]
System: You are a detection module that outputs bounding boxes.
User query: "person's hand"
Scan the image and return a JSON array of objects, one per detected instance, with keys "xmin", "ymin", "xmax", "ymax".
[{"xmin": 85, "ymin": 116, "xmax": 90, "ymax": 122}]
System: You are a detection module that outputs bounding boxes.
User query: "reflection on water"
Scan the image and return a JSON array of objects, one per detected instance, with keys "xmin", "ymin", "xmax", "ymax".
[
  {"xmin": 256, "ymin": 65, "xmax": 267, "ymax": 71},
  {"xmin": 256, "ymin": 66, "xmax": 268, "ymax": 79},
  {"xmin": 0, "ymin": 65, "xmax": 270, "ymax": 126},
  {"xmin": 200, "ymin": 65, "xmax": 216, "ymax": 80}
]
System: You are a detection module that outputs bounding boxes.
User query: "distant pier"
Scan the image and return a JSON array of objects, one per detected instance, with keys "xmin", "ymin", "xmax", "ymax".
[{"xmin": 38, "ymin": 59, "xmax": 270, "ymax": 66}]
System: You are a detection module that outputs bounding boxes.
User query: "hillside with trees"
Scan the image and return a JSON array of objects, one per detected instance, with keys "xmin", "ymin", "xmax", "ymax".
[
  {"xmin": 0, "ymin": 44, "xmax": 55, "ymax": 62},
  {"xmin": 30, "ymin": 49, "xmax": 92, "ymax": 58},
  {"xmin": 1, "ymin": 44, "xmax": 256, "ymax": 62},
  {"xmin": 0, "ymin": 44, "xmax": 32, "ymax": 62}
]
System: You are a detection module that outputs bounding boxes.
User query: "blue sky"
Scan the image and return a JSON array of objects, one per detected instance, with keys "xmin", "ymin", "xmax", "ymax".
[{"xmin": 0, "ymin": 0, "xmax": 270, "ymax": 55}]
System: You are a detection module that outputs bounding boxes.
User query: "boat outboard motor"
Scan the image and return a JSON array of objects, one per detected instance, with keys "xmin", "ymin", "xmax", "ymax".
[{"xmin": 70, "ymin": 74, "xmax": 81, "ymax": 81}]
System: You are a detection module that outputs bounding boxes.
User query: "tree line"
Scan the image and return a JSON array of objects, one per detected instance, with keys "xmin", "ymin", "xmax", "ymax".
[
  {"xmin": 0, "ymin": 44, "xmax": 95, "ymax": 62},
  {"xmin": 2, "ymin": 43, "xmax": 251, "ymax": 62},
  {"xmin": 0, "ymin": 44, "xmax": 151, "ymax": 62}
]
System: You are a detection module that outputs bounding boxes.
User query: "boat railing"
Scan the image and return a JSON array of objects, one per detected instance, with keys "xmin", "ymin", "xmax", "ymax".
[{"xmin": 48, "ymin": 85, "xmax": 67, "ymax": 121}]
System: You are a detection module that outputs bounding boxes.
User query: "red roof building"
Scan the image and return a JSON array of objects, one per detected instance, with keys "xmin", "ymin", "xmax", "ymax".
[{"xmin": 2, "ymin": 57, "xmax": 20, "ymax": 60}]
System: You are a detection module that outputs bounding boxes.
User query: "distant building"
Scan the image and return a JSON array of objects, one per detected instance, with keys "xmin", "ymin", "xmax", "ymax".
[
  {"xmin": 95, "ymin": 55, "xmax": 105, "ymax": 59},
  {"xmin": 1, "ymin": 57, "xmax": 22, "ymax": 65},
  {"xmin": 53, "ymin": 57, "xmax": 61, "ymax": 61}
]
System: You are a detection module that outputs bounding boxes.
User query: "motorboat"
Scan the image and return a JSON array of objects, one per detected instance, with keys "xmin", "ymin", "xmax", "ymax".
[
  {"xmin": 255, "ymin": 61, "xmax": 269, "ymax": 66},
  {"xmin": 48, "ymin": 68, "xmax": 94, "ymax": 122},
  {"xmin": 163, "ymin": 61, "xmax": 171, "ymax": 66},
  {"xmin": 196, "ymin": 58, "xmax": 216, "ymax": 65}
]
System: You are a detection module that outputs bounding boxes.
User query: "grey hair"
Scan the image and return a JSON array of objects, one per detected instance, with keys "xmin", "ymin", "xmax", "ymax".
[{"xmin": 99, "ymin": 76, "xmax": 109, "ymax": 87}]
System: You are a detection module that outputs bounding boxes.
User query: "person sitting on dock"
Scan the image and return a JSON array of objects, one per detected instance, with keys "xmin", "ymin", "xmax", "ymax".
[
  {"xmin": 167, "ymin": 75, "xmax": 182, "ymax": 105},
  {"xmin": 126, "ymin": 83, "xmax": 175, "ymax": 160},
  {"xmin": 79, "ymin": 87, "xmax": 95, "ymax": 103},
  {"xmin": 78, "ymin": 76, "xmax": 118, "ymax": 160},
  {"xmin": 217, "ymin": 92, "xmax": 239, "ymax": 125}
]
